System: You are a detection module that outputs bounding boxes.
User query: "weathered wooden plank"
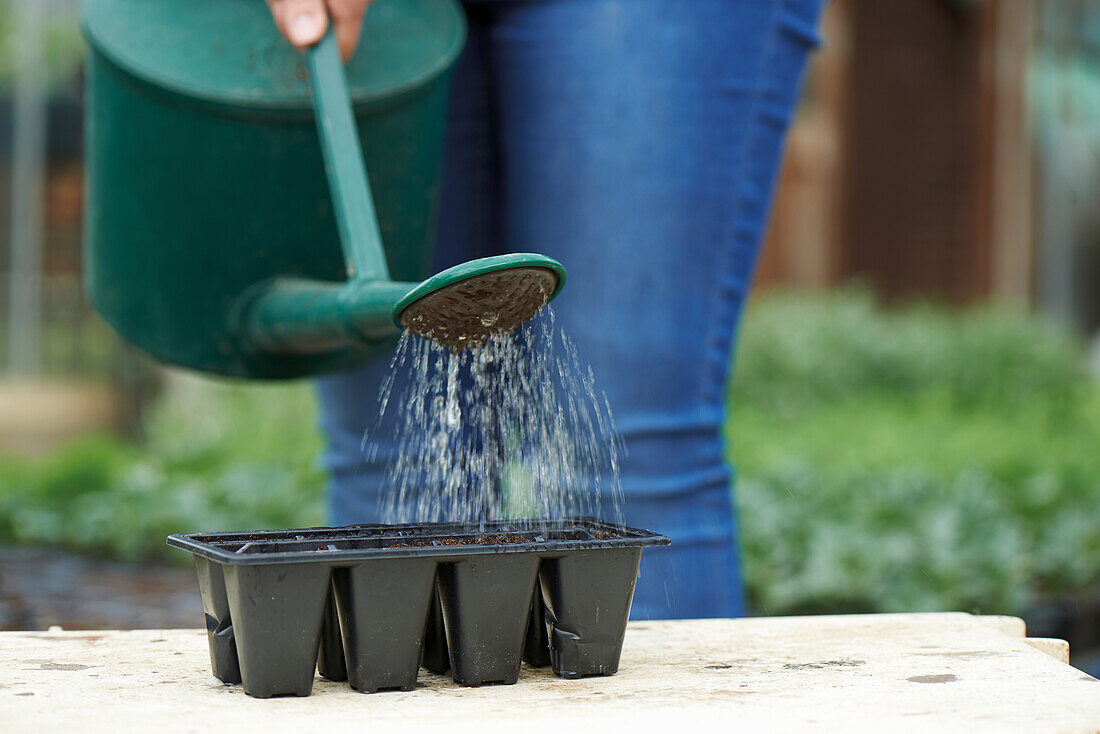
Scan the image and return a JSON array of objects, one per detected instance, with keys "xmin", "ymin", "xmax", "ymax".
[{"xmin": 2, "ymin": 614, "xmax": 1097, "ymax": 733}]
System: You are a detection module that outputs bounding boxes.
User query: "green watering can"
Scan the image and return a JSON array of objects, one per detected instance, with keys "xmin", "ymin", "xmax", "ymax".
[{"xmin": 82, "ymin": 0, "xmax": 564, "ymax": 379}]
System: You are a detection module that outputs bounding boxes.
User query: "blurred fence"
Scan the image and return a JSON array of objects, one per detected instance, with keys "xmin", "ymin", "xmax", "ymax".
[
  {"xmin": 0, "ymin": 275, "xmax": 113, "ymax": 376},
  {"xmin": 758, "ymin": 0, "xmax": 1100, "ymax": 335},
  {"xmin": 1032, "ymin": 0, "xmax": 1100, "ymax": 330},
  {"xmin": 0, "ymin": 0, "xmax": 88, "ymax": 376}
]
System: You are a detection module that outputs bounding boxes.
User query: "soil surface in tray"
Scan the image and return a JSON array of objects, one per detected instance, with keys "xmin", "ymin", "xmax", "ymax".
[
  {"xmin": 356, "ymin": 529, "xmax": 618, "ymax": 549},
  {"xmin": 234, "ymin": 529, "xmax": 623, "ymax": 554},
  {"xmin": 189, "ymin": 521, "xmax": 635, "ymax": 556},
  {"xmin": 392, "ymin": 533, "xmax": 551, "ymax": 547}
]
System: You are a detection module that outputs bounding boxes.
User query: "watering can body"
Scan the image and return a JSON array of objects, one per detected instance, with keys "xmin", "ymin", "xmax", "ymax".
[{"xmin": 82, "ymin": 0, "xmax": 465, "ymax": 378}]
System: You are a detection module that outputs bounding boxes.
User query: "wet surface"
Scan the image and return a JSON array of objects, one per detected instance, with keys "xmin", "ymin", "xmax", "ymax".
[
  {"xmin": 783, "ymin": 659, "xmax": 866, "ymax": 670},
  {"xmin": 23, "ymin": 661, "xmax": 92, "ymax": 671},
  {"xmin": 0, "ymin": 547, "xmax": 200, "ymax": 631},
  {"xmin": 907, "ymin": 674, "xmax": 959, "ymax": 684}
]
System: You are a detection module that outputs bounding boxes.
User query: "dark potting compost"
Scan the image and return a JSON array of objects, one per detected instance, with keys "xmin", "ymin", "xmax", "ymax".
[{"xmin": 168, "ymin": 519, "xmax": 668, "ymax": 697}]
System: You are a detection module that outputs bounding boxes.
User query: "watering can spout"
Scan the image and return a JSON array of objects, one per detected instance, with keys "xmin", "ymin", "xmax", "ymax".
[
  {"xmin": 236, "ymin": 252, "xmax": 566, "ymax": 356},
  {"xmin": 236, "ymin": 278, "xmax": 416, "ymax": 356}
]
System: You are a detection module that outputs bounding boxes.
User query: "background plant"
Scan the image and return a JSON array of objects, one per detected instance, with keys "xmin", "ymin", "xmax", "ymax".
[{"xmin": 729, "ymin": 290, "xmax": 1100, "ymax": 615}]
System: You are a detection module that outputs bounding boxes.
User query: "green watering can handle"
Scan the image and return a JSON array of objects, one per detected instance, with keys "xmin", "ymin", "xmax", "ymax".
[{"xmin": 307, "ymin": 28, "xmax": 391, "ymax": 282}]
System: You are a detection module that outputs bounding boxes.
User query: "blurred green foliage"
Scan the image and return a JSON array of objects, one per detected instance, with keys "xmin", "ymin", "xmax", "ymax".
[
  {"xmin": 728, "ymin": 290, "xmax": 1100, "ymax": 615},
  {"xmin": 0, "ymin": 291, "xmax": 1098, "ymax": 618},
  {"xmin": 0, "ymin": 3, "xmax": 85, "ymax": 94},
  {"xmin": 0, "ymin": 378, "xmax": 325, "ymax": 560}
]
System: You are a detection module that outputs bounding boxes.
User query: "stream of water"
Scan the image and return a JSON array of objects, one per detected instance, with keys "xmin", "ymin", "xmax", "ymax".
[{"xmin": 368, "ymin": 307, "xmax": 625, "ymax": 529}]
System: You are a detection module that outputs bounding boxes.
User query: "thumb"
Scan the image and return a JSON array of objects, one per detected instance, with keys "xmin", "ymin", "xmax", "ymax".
[{"xmin": 278, "ymin": 0, "xmax": 329, "ymax": 48}]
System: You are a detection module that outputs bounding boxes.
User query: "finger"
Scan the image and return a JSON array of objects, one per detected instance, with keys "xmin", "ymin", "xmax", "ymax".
[
  {"xmin": 272, "ymin": 0, "xmax": 329, "ymax": 49},
  {"xmin": 327, "ymin": 0, "xmax": 371, "ymax": 61}
]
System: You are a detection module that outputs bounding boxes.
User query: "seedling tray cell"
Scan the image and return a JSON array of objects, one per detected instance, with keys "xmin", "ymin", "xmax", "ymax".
[
  {"xmin": 167, "ymin": 518, "xmax": 669, "ymax": 697},
  {"xmin": 333, "ymin": 557, "xmax": 438, "ymax": 691},
  {"xmin": 316, "ymin": 589, "xmax": 347, "ymax": 682}
]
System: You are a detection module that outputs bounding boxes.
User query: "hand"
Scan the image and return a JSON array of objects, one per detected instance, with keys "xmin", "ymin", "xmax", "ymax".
[{"xmin": 265, "ymin": 0, "xmax": 375, "ymax": 62}]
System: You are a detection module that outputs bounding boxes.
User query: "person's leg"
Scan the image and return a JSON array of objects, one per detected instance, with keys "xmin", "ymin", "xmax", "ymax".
[
  {"xmin": 315, "ymin": 8, "xmax": 499, "ymax": 524},
  {"xmin": 485, "ymin": 0, "xmax": 824, "ymax": 618}
]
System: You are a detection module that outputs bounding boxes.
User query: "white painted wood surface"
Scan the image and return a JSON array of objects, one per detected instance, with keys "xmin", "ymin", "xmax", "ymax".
[{"xmin": 2, "ymin": 613, "xmax": 1098, "ymax": 733}]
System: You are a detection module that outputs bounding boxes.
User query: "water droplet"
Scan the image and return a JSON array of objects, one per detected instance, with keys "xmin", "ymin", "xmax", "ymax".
[{"xmin": 445, "ymin": 399, "xmax": 461, "ymax": 428}]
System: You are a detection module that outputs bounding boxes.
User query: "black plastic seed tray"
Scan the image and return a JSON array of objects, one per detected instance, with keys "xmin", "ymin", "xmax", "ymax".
[{"xmin": 167, "ymin": 518, "xmax": 669, "ymax": 698}]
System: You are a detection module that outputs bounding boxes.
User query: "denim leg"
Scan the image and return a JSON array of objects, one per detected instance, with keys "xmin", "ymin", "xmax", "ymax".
[
  {"xmin": 316, "ymin": 0, "xmax": 824, "ymax": 619},
  {"xmin": 481, "ymin": 0, "xmax": 823, "ymax": 618}
]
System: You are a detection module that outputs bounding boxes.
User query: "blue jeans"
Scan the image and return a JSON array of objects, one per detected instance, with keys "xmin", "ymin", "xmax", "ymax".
[{"xmin": 317, "ymin": 0, "xmax": 823, "ymax": 619}]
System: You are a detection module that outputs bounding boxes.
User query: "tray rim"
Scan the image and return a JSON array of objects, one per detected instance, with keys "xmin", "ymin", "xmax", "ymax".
[{"xmin": 166, "ymin": 517, "xmax": 670, "ymax": 566}]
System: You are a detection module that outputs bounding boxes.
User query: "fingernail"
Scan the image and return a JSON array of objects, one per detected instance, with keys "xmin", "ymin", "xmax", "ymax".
[{"xmin": 289, "ymin": 12, "xmax": 323, "ymax": 44}]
